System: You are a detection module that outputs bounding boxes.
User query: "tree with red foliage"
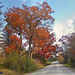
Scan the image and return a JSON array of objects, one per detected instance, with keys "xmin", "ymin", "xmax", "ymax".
[
  {"xmin": 22, "ymin": 1, "xmax": 55, "ymax": 58},
  {"xmin": 38, "ymin": 45, "xmax": 56, "ymax": 60},
  {"xmin": 4, "ymin": 1, "xmax": 55, "ymax": 58},
  {"xmin": 4, "ymin": 7, "xmax": 25, "ymax": 50},
  {"xmin": 5, "ymin": 35, "xmax": 21, "ymax": 55},
  {"xmin": 32, "ymin": 27, "xmax": 56, "ymax": 59},
  {"xmin": 3, "ymin": 25, "xmax": 13, "ymax": 46}
]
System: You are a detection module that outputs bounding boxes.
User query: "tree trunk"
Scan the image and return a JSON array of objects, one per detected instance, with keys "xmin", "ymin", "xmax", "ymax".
[
  {"xmin": 18, "ymin": 33, "xmax": 22, "ymax": 57},
  {"xmin": 20, "ymin": 33, "xmax": 22, "ymax": 48},
  {"xmin": 28, "ymin": 35, "xmax": 33, "ymax": 58},
  {"xmin": 29, "ymin": 39, "xmax": 32, "ymax": 58}
]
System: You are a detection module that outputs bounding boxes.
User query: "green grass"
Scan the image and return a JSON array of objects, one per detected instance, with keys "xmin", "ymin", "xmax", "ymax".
[
  {"xmin": 63, "ymin": 64, "xmax": 71, "ymax": 67},
  {"xmin": 46, "ymin": 60, "xmax": 53, "ymax": 65},
  {"xmin": 47, "ymin": 61, "xmax": 53, "ymax": 64}
]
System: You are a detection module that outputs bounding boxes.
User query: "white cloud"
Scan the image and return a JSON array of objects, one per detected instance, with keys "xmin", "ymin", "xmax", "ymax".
[
  {"xmin": 67, "ymin": 19, "xmax": 73, "ymax": 24},
  {"xmin": 54, "ymin": 22, "xmax": 65, "ymax": 40},
  {"xmin": 66, "ymin": 19, "xmax": 74, "ymax": 32},
  {"xmin": 54, "ymin": 19, "xmax": 74, "ymax": 42}
]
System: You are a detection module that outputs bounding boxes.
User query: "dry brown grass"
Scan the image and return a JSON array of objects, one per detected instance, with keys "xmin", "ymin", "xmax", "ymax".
[
  {"xmin": 33, "ymin": 59, "xmax": 44, "ymax": 69},
  {"xmin": 0, "ymin": 69, "xmax": 25, "ymax": 75}
]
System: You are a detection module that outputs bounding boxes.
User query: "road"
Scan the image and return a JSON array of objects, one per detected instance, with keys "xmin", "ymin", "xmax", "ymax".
[{"xmin": 26, "ymin": 61, "xmax": 75, "ymax": 75}]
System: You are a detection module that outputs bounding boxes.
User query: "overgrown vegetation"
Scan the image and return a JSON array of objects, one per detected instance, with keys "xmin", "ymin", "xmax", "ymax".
[
  {"xmin": 0, "ymin": 1, "xmax": 56, "ymax": 74},
  {"xmin": 46, "ymin": 57, "xmax": 58, "ymax": 65},
  {"xmin": 59, "ymin": 33, "xmax": 75, "ymax": 67},
  {"xmin": 62, "ymin": 53, "xmax": 75, "ymax": 67},
  {"xmin": 0, "ymin": 53, "xmax": 36, "ymax": 73}
]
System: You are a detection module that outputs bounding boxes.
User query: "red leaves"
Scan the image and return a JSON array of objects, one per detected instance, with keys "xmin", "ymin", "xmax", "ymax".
[
  {"xmin": 46, "ymin": 5, "xmax": 50, "ymax": 8},
  {"xmin": 35, "ymin": 44, "xmax": 56, "ymax": 59},
  {"xmin": 4, "ymin": 1, "xmax": 55, "ymax": 58},
  {"xmin": 4, "ymin": 26, "xmax": 13, "ymax": 34},
  {"xmin": 72, "ymin": 50, "xmax": 75, "ymax": 55},
  {"xmin": 32, "ymin": 27, "xmax": 56, "ymax": 59},
  {"xmin": 5, "ymin": 47, "xmax": 11, "ymax": 54},
  {"xmin": 5, "ymin": 35, "xmax": 21, "ymax": 54},
  {"xmin": 10, "ymin": 35, "xmax": 21, "ymax": 44},
  {"xmin": 5, "ymin": 44, "xmax": 15, "ymax": 54},
  {"xmin": 43, "ymin": 1, "xmax": 48, "ymax": 5},
  {"xmin": 5, "ymin": 7, "xmax": 25, "ymax": 35}
]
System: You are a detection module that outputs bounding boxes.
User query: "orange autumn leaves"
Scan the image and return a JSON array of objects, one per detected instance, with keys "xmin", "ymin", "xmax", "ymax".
[
  {"xmin": 5, "ymin": 7, "xmax": 25, "ymax": 34},
  {"xmin": 33, "ymin": 27, "xmax": 56, "ymax": 59},
  {"xmin": 5, "ymin": 35, "xmax": 21, "ymax": 54},
  {"xmin": 4, "ymin": 1, "xmax": 56, "ymax": 58},
  {"xmin": 33, "ymin": 27, "xmax": 49, "ymax": 45}
]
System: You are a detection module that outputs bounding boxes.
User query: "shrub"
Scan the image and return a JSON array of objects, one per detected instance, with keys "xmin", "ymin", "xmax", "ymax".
[
  {"xmin": 67, "ymin": 58, "xmax": 71, "ymax": 65},
  {"xmin": 33, "ymin": 59, "xmax": 44, "ymax": 69},
  {"xmin": 0, "ymin": 57, "xmax": 5, "ymax": 69},
  {"xmin": 20, "ymin": 55, "xmax": 37, "ymax": 72},
  {"xmin": 63, "ymin": 55, "xmax": 68, "ymax": 64},
  {"xmin": 70, "ymin": 57, "xmax": 75, "ymax": 67},
  {"xmin": 4, "ymin": 53, "xmax": 37, "ymax": 73},
  {"xmin": 48, "ymin": 57, "xmax": 58, "ymax": 61},
  {"xmin": 4, "ymin": 53, "xmax": 20, "ymax": 71},
  {"xmin": 32, "ymin": 53, "xmax": 46, "ymax": 64}
]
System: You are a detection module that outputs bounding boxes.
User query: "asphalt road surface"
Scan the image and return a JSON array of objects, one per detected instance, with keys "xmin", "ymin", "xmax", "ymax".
[{"xmin": 26, "ymin": 61, "xmax": 75, "ymax": 75}]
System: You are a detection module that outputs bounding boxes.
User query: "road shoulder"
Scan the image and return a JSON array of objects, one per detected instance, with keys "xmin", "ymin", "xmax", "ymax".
[{"xmin": 63, "ymin": 64, "xmax": 75, "ymax": 73}]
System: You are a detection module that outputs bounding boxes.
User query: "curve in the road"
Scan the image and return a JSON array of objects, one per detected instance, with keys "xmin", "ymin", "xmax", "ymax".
[{"xmin": 26, "ymin": 61, "xmax": 75, "ymax": 75}]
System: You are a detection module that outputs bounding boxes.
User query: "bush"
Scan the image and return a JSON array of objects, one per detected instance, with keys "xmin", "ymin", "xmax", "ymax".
[
  {"xmin": 63, "ymin": 55, "xmax": 68, "ymax": 64},
  {"xmin": 63, "ymin": 54, "xmax": 75, "ymax": 67},
  {"xmin": 0, "ymin": 53, "xmax": 5, "ymax": 68},
  {"xmin": 20, "ymin": 55, "xmax": 37, "ymax": 72},
  {"xmin": 33, "ymin": 59, "xmax": 44, "ymax": 69},
  {"xmin": 48, "ymin": 57, "xmax": 58, "ymax": 61},
  {"xmin": 32, "ymin": 53, "xmax": 46, "ymax": 65},
  {"xmin": 4, "ymin": 53, "xmax": 37, "ymax": 73},
  {"xmin": 4, "ymin": 53, "xmax": 20, "ymax": 71},
  {"xmin": 67, "ymin": 58, "xmax": 71, "ymax": 65},
  {"xmin": 0, "ymin": 57, "xmax": 5, "ymax": 69},
  {"xmin": 70, "ymin": 57, "xmax": 75, "ymax": 67}
]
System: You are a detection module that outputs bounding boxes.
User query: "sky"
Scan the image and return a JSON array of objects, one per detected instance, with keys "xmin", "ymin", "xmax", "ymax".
[{"xmin": 1, "ymin": 0, "xmax": 75, "ymax": 42}]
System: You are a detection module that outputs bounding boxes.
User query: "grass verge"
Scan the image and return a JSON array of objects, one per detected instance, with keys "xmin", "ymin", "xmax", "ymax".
[
  {"xmin": 63, "ymin": 64, "xmax": 75, "ymax": 73},
  {"xmin": 46, "ymin": 60, "xmax": 53, "ymax": 65},
  {"xmin": 63, "ymin": 64, "xmax": 71, "ymax": 67},
  {"xmin": 0, "ymin": 69, "xmax": 25, "ymax": 75}
]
